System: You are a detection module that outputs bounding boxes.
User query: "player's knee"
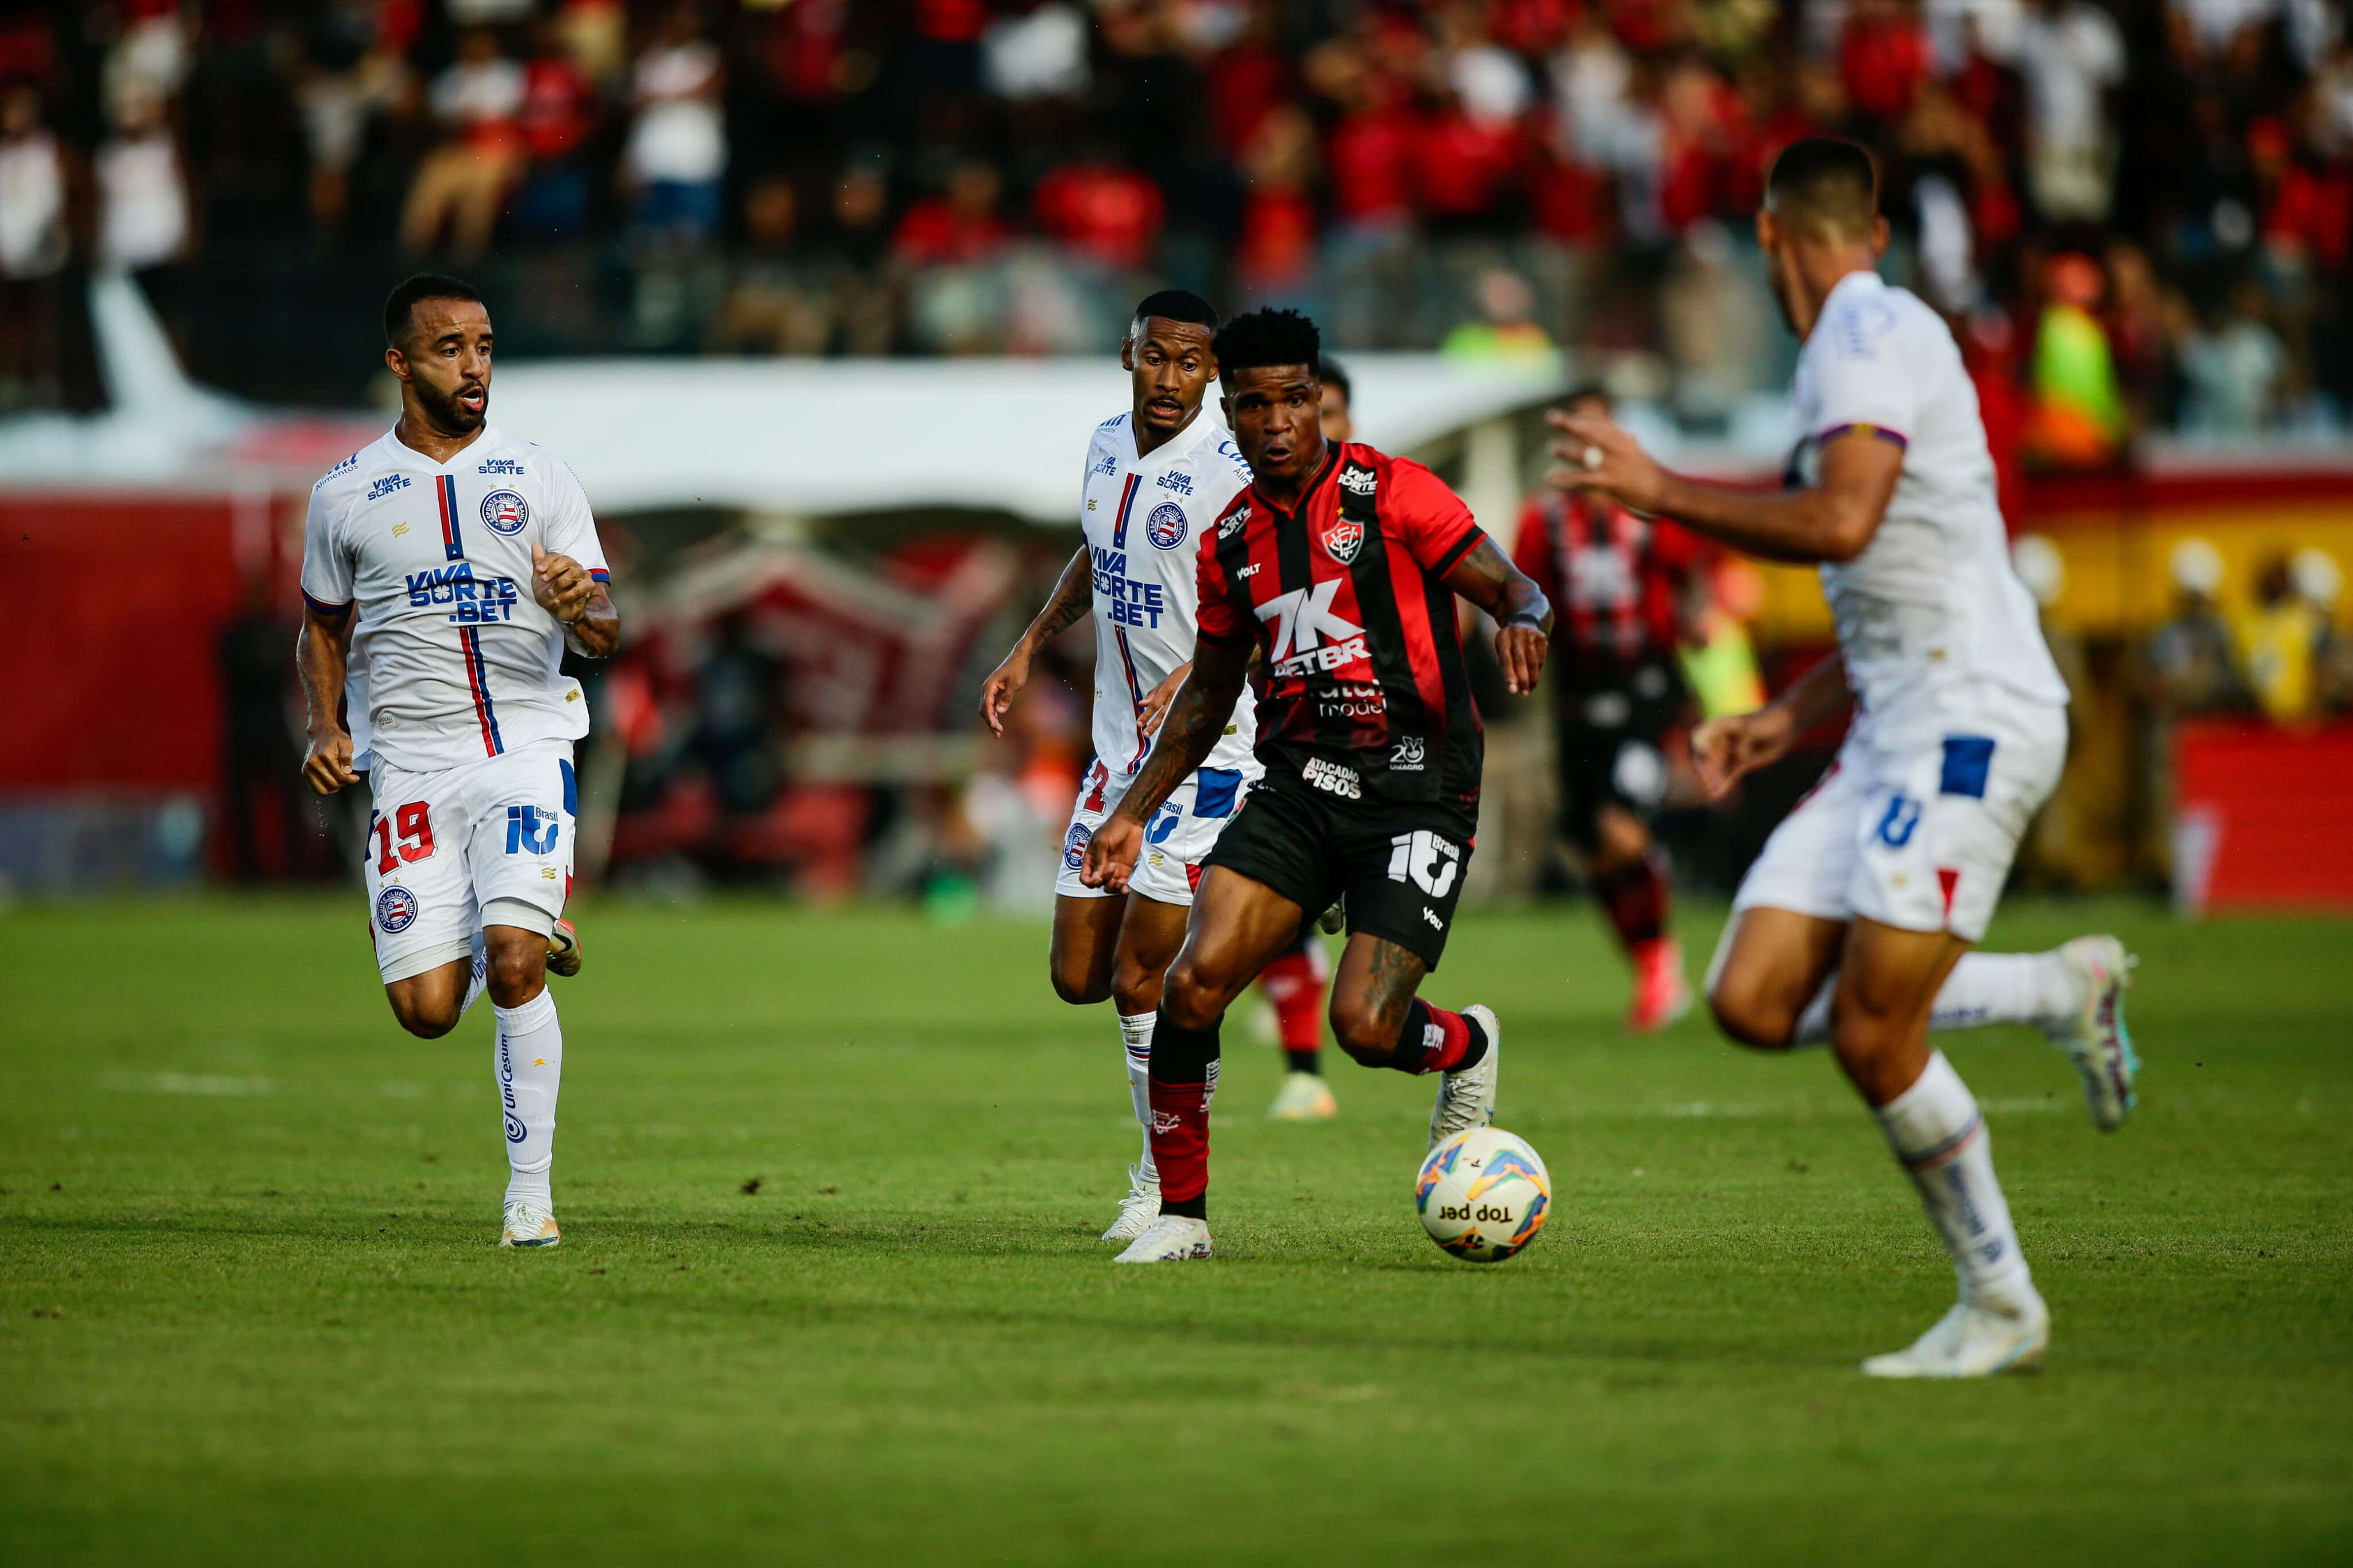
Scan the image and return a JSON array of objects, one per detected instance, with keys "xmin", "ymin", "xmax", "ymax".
[
  {"xmin": 1328, "ymin": 999, "xmax": 1400, "ymax": 1065},
  {"xmin": 388, "ymin": 992, "xmax": 460, "ymax": 1040},
  {"xmin": 1159, "ymin": 959, "xmax": 1227, "ymax": 1032},
  {"xmin": 1049, "ymin": 957, "xmax": 1112, "ymax": 1007},
  {"xmin": 1109, "ymin": 960, "xmax": 1163, "ymax": 1018},
  {"xmin": 1707, "ymin": 973, "xmax": 1794, "ymax": 1051},
  {"xmin": 484, "ymin": 934, "xmax": 546, "ymax": 1009}
]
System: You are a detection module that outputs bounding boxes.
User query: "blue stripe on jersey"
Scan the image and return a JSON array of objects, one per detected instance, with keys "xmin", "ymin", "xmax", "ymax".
[
  {"xmin": 560, "ymin": 757, "xmax": 578, "ymax": 816},
  {"xmin": 438, "ymin": 474, "xmax": 465, "ymax": 561},
  {"xmin": 461, "ymin": 624, "xmax": 504, "ymax": 755},
  {"xmin": 1112, "ymin": 625, "xmax": 1151, "ymax": 772},
  {"xmin": 1112, "ymin": 472, "xmax": 1140, "ymax": 550}
]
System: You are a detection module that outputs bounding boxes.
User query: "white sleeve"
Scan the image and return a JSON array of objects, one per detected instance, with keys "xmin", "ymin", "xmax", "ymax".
[
  {"xmin": 542, "ymin": 459, "xmax": 610, "ymax": 581},
  {"xmin": 1802, "ymin": 301, "xmax": 1924, "ymax": 447},
  {"xmin": 299, "ymin": 480, "xmax": 354, "ymax": 613}
]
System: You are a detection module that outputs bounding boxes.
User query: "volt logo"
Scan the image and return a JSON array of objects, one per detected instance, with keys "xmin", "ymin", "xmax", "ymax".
[
  {"xmin": 506, "ymin": 805, "xmax": 561, "ymax": 855},
  {"xmin": 1256, "ymin": 580, "xmax": 1362, "ymax": 663},
  {"xmin": 1387, "ymin": 830, "xmax": 1460, "ymax": 898}
]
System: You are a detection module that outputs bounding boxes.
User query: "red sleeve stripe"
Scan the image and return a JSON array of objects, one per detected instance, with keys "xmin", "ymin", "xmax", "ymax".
[
  {"xmin": 588, "ymin": 568, "xmax": 610, "ymax": 582},
  {"xmin": 1819, "ymin": 423, "xmax": 1908, "ymax": 450}
]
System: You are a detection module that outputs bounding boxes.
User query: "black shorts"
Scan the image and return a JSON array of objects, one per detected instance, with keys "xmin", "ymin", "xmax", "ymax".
[
  {"xmin": 1555, "ymin": 656, "xmax": 1686, "ymax": 846},
  {"xmin": 1202, "ymin": 764, "xmax": 1477, "ymax": 969}
]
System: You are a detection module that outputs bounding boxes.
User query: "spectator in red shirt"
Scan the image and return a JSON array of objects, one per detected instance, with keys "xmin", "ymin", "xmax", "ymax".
[
  {"xmin": 890, "ymin": 160, "xmax": 1009, "ymax": 268},
  {"xmin": 1233, "ymin": 103, "xmax": 1319, "ymax": 298},
  {"xmin": 1838, "ymin": 0, "xmax": 1930, "ymax": 131},
  {"xmin": 400, "ymin": 28, "xmax": 526, "ymax": 260},
  {"xmin": 1033, "ymin": 150, "xmax": 1163, "ymax": 271},
  {"xmin": 515, "ymin": 13, "xmax": 599, "ymax": 237}
]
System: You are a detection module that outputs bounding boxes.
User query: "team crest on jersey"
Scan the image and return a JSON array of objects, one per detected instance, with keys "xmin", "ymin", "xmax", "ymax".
[
  {"xmin": 1145, "ymin": 501, "xmax": 1189, "ymax": 551},
  {"xmin": 375, "ymin": 885, "xmax": 419, "ymax": 934},
  {"xmin": 480, "ymin": 489, "xmax": 530, "ymax": 536},
  {"xmin": 1323, "ymin": 517, "xmax": 1364, "ymax": 564},
  {"xmin": 1063, "ymin": 821, "xmax": 1093, "ymax": 871}
]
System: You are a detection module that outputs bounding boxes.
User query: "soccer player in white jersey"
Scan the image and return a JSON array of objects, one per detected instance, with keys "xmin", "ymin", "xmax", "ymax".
[
  {"xmin": 1551, "ymin": 139, "xmax": 2138, "ymax": 1378},
  {"xmin": 980, "ymin": 291, "xmax": 1329, "ymax": 1241},
  {"xmin": 297, "ymin": 274, "xmax": 619, "ymax": 1250}
]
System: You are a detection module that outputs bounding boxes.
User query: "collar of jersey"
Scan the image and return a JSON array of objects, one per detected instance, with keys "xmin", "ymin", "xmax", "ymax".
[
  {"xmin": 1126, "ymin": 406, "xmax": 1220, "ymax": 467},
  {"xmin": 1248, "ymin": 444, "xmax": 1341, "ymax": 520},
  {"xmin": 381, "ymin": 422, "xmax": 501, "ymax": 471}
]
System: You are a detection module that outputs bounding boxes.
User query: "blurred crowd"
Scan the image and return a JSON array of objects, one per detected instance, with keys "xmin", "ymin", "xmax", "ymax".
[
  {"xmin": 2, "ymin": 0, "xmax": 2349, "ymax": 437},
  {"xmin": 2142, "ymin": 538, "xmax": 2353, "ymax": 721}
]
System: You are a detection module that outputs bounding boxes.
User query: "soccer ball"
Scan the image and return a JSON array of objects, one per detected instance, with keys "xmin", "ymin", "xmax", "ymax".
[{"xmin": 1415, "ymin": 1126, "xmax": 1550, "ymax": 1263}]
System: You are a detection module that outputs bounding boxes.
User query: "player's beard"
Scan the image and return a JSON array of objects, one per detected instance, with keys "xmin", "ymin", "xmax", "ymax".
[{"xmin": 417, "ymin": 376, "xmax": 488, "ymax": 435}]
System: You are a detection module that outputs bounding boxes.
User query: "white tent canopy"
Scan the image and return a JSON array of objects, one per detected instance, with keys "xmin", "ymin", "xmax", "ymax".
[{"xmin": 487, "ymin": 353, "xmax": 1568, "ymax": 522}]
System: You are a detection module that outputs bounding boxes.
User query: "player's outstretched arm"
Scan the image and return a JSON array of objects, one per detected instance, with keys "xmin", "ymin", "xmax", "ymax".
[
  {"xmin": 979, "ymin": 543, "xmax": 1092, "ymax": 736},
  {"xmin": 296, "ymin": 603, "xmax": 360, "ymax": 795},
  {"xmin": 1081, "ymin": 635, "xmax": 1253, "ymax": 894},
  {"xmin": 1546, "ymin": 412, "xmax": 1902, "ymax": 566},
  {"xmin": 1441, "ymin": 535, "xmax": 1553, "ymax": 696},
  {"xmin": 1691, "ymin": 648, "xmax": 1850, "ymax": 798},
  {"xmin": 531, "ymin": 542, "xmax": 619, "ymax": 658}
]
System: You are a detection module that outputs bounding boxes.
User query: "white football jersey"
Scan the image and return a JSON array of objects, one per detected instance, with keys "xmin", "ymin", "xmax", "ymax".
[
  {"xmin": 1078, "ymin": 408, "xmax": 1258, "ymax": 778},
  {"xmin": 1789, "ymin": 271, "xmax": 2069, "ymax": 742},
  {"xmin": 300, "ymin": 424, "xmax": 609, "ymax": 773}
]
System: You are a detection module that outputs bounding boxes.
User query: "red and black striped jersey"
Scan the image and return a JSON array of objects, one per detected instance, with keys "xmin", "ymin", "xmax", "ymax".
[
  {"xmin": 1511, "ymin": 490, "xmax": 1702, "ymax": 679},
  {"xmin": 1196, "ymin": 442, "xmax": 1487, "ymax": 805}
]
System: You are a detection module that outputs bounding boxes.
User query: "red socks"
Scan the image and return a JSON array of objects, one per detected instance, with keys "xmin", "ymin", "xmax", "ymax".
[
  {"xmin": 1594, "ymin": 857, "xmax": 1669, "ymax": 953},
  {"xmin": 1398, "ymin": 999, "xmax": 1484, "ymax": 1075},
  {"xmin": 1258, "ymin": 944, "xmax": 1328, "ymax": 1062},
  {"xmin": 1145, "ymin": 1071, "xmax": 1216, "ymax": 1216}
]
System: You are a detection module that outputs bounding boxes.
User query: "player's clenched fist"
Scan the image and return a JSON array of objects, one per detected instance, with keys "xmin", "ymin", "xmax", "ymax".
[
  {"xmin": 302, "ymin": 725, "xmax": 360, "ymax": 795},
  {"xmin": 1691, "ymin": 704, "xmax": 1795, "ymax": 800},
  {"xmin": 1081, "ymin": 813, "xmax": 1143, "ymax": 894},
  {"xmin": 531, "ymin": 541, "xmax": 592, "ymax": 623}
]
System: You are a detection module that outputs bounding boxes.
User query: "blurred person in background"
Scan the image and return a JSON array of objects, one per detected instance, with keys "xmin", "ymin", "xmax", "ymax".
[
  {"xmin": 708, "ymin": 173, "xmax": 830, "ymax": 356},
  {"xmin": 626, "ymin": 2, "xmax": 727, "ymax": 244},
  {"xmin": 2026, "ymin": 251, "xmax": 2127, "ymax": 469},
  {"xmin": 1514, "ymin": 385, "xmax": 1704, "ymax": 1033},
  {"xmin": 1317, "ymin": 353, "xmax": 1352, "ymax": 441},
  {"xmin": 511, "ymin": 11, "xmax": 600, "ymax": 239},
  {"xmin": 2236, "ymin": 551, "xmax": 2331, "ymax": 722},
  {"xmin": 0, "ymin": 82, "xmax": 76, "ymax": 412},
  {"xmin": 2178, "ymin": 277, "xmax": 2288, "ymax": 434},
  {"xmin": 1032, "ymin": 141, "xmax": 1164, "ymax": 273},
  {"xmin": 1441, "ymin": 266, "xmax": 1556, "ymax": 361},
  {"xmin": 400, "ymin": 28, "xmax": 525, "ymax": 260},
  {"xmin": 2013, "ymin": 0, "xmax": 2126, "ymax": 223},
  {"xmin": 218, "ymin": 574, "xmax": 315, "ymax": 886},
  {"xmin": 2144, "ymin": 538, "xmax": 2249, "ymax": 715},
  {"xmin": 294, "ymin": 1, "xmax": 411, "ymax": 235},
  {"xmin": 821, "ymin": 156, "xmax": 899, "ymax": 354},
  {"xmin": 95, "ymin": 82, "xmax": 190, "ymax": 280},
  {"xmin": 2297, "ymin": 548, "xmax": 2353, "ymax": 712}
]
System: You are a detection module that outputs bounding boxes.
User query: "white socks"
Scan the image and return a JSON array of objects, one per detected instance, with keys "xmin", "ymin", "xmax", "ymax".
[
  {"xmin": 1874, "ymin": 1051, "xmax": 2035, "ymax": 1312},
  {"xmin": 1118, "ymin": 1010, "xmax": 1158, "ymax": 1183},
  {"xmin": 1791, "ymin": 949, "xmax": 2081, "ymax": 1047},
  {"xmin": 493, "ymin": 988, "xmax": 564, "ymax": 1208}
]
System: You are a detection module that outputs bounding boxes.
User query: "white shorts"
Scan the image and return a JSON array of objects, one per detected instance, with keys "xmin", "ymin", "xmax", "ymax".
[
  {"xmin": 363, "ymin": 739, "xmax": 577, "ymax": 983},
  {"xmin": 1731, "ymin": 698, "xmax": 2066, "ymax": 943},
  {"xmin": 1055, "ymin": 756, "xmax": 1257, "ymax": 907}
]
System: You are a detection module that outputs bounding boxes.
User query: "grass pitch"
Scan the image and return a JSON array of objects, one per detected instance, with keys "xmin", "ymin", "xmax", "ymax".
[{"xmin": 1, "ymin": 895, "xmax": 2348, "ymax": 1566}]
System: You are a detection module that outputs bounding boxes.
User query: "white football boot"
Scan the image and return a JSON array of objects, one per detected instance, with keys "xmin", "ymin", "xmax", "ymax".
[
  {"xmin": 500, "ymin": 1199, "xmax": 561, "ymax": 1249},
  {"xmin": 1861, "ymin": 1295, "xmax": 2049, "ymax": 1378},
  {"xmin": 2043, "ymin": 935, "xmax": 2138, "ymax": 1132},
  {"xmin": 1112, "ymin": 1214, "xmax": 1213, "ymax": 1262},
  {"xmin": 1267, "ymin": 1070, "xmax": 1338, "ymax": 1121},
  {"xmin": 1428, "ymin": 1005, "xmax": 1500, "ymax": 1152},
  {"xmin": 1101, "ymin": 1165, "xmax": 1161, "ymax": 1241}
]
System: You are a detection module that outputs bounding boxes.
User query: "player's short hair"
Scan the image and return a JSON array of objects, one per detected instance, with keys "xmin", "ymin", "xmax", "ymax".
[
  {"xmin": 384, "ymin": 273, "xmax": 485, "ymax": 350},
  {"xmin": 1127, "ymin": 289, "xmax": 1219, "ymax": 345},
  {"xmin": 1764, "ymin": 136, "xmax": 1879, "ymax": 241},
  {"xmin": 1316, "ymin": 355, "xmax": 1351, "ymax": 404},
  {"xmin": 1214, "ymin": 308, "xmax": 1321, "ymax": 386},
  {"xmin": 1559, "ymin": 383, "xmax": 1612, "ymax": 415}
]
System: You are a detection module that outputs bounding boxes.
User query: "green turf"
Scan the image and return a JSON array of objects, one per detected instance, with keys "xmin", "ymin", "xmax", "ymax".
[{"xmin": 1, "ymin": 895, "xmax": 2348, "ymax": 1566}]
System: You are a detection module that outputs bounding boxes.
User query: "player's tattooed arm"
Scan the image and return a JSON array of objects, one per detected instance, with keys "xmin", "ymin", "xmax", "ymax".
[
  {"xmin": 1440, "ymin": 535, "xmax": 1552, "ymax": 697},
  {"xmin": 1691, "ymin": 648, "xmax": 1849, "ymax": 798},
  {"xmin": 979, "ymin": 544, "xmax": 1091, "ymax": 736},
  {"xmin": 531, "ymin": 543, "xmax": 619, "ymax": 658},
  {"xmin": 296, "ymin": 603, "xmax": 360, "ymax": 795},
  {"xmin": 1547, "ymin": 412, "xmax": 1903, "ymax": 565},
  {"xmin": 1079, "ymin": 634, "xmax": 1253, "ymax": 893}
]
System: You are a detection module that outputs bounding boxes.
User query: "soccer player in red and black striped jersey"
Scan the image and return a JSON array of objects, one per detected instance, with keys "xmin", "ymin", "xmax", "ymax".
[
  {"xmin": 1081, "ymin": 308, "xmax": 1554, "ymax": 1263},
  {"xmin": 1513, "ymin": 385, "xmax": 1707, "ymax": 1032}
]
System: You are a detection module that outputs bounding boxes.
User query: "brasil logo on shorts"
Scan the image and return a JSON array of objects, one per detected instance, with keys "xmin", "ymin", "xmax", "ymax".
[
  {"xmin": 480, "ymin": 488, "xmax": 530, "ymax": 536},
  {"xmin": 1145, "ymin": 501, "xmax": 1189, "ymax": 551},
  {"xmin": 376, "ymin": 884, "xmax": 419, "ymax": 933},
  {"xmin": 1063, "ymin": 821, "xmax": 1093, "ymax": 871}
]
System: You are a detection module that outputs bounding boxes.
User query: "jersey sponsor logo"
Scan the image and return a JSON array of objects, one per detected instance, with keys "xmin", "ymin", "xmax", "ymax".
[
  {"xmin": 1063, "ymin": 821, "xmax": 1093, "ymax": 871},
  {"xmin": 480, "ymin": 489, "xmax": 530, "ymax": 536},
  {"xmin": 1338, "ymin": 465, "xmax": 1377, "ymax": 497},
  {"xmin": 1316, "ymin": 682, "xmax": 1385, "ymax": 719},
  {"xmin": 1219, "ymin": 505, "xmax": 1250, "ymax": 538},
  {"xmin": 406, "ymin": 561, "xmax": 523, "ymax": 623},
  {"xmin": 1089, "ymin": 450, "xmax": 1119, "ymax": 476},
  {"xmin": 1876, "ymin": 794, "xmax": 1922, "ymax": 848},
  {"xmin": 1156, "ymin": 470, "xmax": 1193, "ymax": 496},
  {"xmin": 478, "ymin": 457, "xmax": 524, "ymax": 476},
  {"xmin": 1090, "ymin": 546, "xmax": 1170, "ymax": 627},
  {"xmin": 1301, "ymin": 756, "xmax": 1361, "ymax": 799},
  {"xmin": 506, "ymin": 804, "xmax": 561, "ymax": 855},
  {"xmin": 1387, "ymin": 829, "xmax": 1460, "ymax": 898},
  {"xmin": 498, "ymin": 1037, "xmax": 526, "ymax": 1144},
  {"xmin": 1323, "ymin": 517, "xmax": 1364, "ymax": 565},
  {"xmin": 1389, "ymin": 735, "xmax": 1426, "ymax": 772},
  {"xmin": 1235, "ymin": 562, "xmax": 1260, "ymax": 578},
  {"xmin": 1258, "ymin": 581, "xmax": 1367, "ymax": 677},
  {"xmin": 375, "ymin": 884, "xmax": 419, "ymax": 933},
  {"xmin": 1145, "ymin": 501, "xmax": 1189, "ymax": 551},
  {"xmin": 367, "ymin": 473, "xmax": 412, "ymax": 501},
  {"xmin": 317, "ymin": 451, "xmax": 359, "ymax": 487}
]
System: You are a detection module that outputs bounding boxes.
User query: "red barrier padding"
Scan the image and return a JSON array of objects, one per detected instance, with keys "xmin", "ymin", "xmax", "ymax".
[{"xmin": 2173, "ymin": 720, "xmax": 2353, "ymax": 913}]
